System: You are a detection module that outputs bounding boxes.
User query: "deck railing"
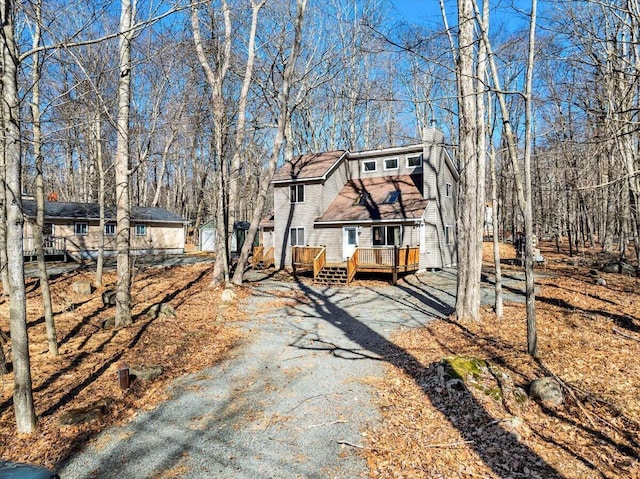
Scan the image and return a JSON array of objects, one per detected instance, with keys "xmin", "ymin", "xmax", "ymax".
[
  {"xmin": 252, "ymin": 245, "xmax": 275, "ymax": 268},
  {"xmin": 23, "ymin": 236, "xmax": 66, "ymax": 257},
  {"xmin": 252, "ymin": 245, "xmax": 264, "ymax": 268},
  {"xmin": 292, "ymin": 245, "xmax": 324, "ymax": 265},
  {"xmin": 312, "ymin": 248, "xmax": 326, "ymax": 278},
  {"xmin": 346, "ymin": 249, "xmax": 358, "ymax": 284}
]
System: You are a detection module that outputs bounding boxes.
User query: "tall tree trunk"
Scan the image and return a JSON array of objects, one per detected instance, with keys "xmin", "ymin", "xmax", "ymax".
[
  {"xmin": 228, "ymin": 0, "xmax": 264, "ymax": 258},
  {"xmin": 232, "ymin": 0, "xmax": 308, "ymax": 285},
  {"xmin": 0, "ymin": 140, "xmax": 8, "ymax": 296},
  {"xmin": 115, "ymin": 0, "xmax": 135, "ymax": 327},
  {"xmin": 30, "ymin": 0, "xmax": 58, "ymax": 355},
  {"xmin": 95, "ymin": 113, "xmax": 106, "ymax": 287},
  {"xmin": 190, "ymin": 0, "xmax": 232, "ymax": 287},
  {"xmin": 454, "ymin": 0, "xmax": 482, "ymax": 322},
  {"xmin": 1, "ymin": 0, "xmax": 37, "ymax": 433}
]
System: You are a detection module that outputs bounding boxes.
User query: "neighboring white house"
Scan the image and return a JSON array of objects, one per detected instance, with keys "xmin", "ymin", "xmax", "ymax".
[{"xmin": 270, "ymin": 126, "xmax": 458, "ymax": 274}]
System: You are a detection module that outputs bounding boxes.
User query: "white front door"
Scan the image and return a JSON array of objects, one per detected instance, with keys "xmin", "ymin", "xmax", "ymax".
[{"xmin": 343, "ymin": 227, "xmax": 358, "ymax": 259}]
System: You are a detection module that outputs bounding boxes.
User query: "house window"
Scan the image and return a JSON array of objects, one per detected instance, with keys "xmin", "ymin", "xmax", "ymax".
[
  {"xmin": 445, "ymin": 225, "xmax": 454, "ymax": 245},
  {"xmin": 135, "ymin": 224, "xmax": 147, "ymax": 236},
  {"xmin": 290, "ymin": 184, "xmax": 304, "ymax": 203},
  {"xmin": 446, "ymin": 183, "xmax": 452, "ymax": 197},
  {"xmin": 372, "ymin": 225, "xmax": 401, "ymax": 246},
  {"xmin": 382, "ymin": 191, "xmax": 400, "ymax": 204},
  {"xmin": 384, "ymin": 158, "xmax": 398, "ymax": 170},
  {"xmin": 105, "ymin": 223, "xmax": 116, "ymax": 236},
  {"xmin": 290, "ymin": 227, "xmax": 305, "ymax": 246},
  {"xmin": 74, "ymin": 222, "xmax": 88, "ymax": 235},
  {"xmin": 353, "ymin": 192, "xmax": 370, "ymax": 206},
  {"xmin": 407, "ymin": 155, "xmax": 422, "ymax": 168},
  {"xmin": 362, "ymin": 160, "xmax": 377, "ymax": 172}
]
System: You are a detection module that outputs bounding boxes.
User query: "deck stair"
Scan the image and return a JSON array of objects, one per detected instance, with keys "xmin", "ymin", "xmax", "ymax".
[{"xmin": 314, "ymin": 264, "xmax": 348, "ymax": 285}]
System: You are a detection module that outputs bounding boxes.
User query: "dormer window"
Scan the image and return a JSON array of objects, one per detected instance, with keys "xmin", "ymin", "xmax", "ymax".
[
  {"xmin": 382, "ymin": 191, "xmax": 400, "ymax": 204},
  {"xmin": 362, "ymin": 160, "xmax": 377, "ymax": 172},
  {"xmin": 407, "ymin": 155, "xmax": 422, "ymax": 167},
  {"xmin": 384, "ymin": 158, "xmax": 398, "ymax": 170},
  {"xmin": 353, "ymin": 193, "xmax": 371, "ymax": 206}
]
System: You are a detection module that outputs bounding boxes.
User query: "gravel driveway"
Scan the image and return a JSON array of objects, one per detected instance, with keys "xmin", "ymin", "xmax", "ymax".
[{"xmin": 59, "ymin": 268, "xmax": 525, "ymax": 478}]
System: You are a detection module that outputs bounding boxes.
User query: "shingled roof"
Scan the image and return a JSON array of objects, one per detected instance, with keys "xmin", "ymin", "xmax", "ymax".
[
  {"xmin": 21, "ymin": 200, "xmax": 186, "ymax": 224},
  {"xmin": 316, "ymin": 175, "xmax": 428, "ymax": 223},
  {"xmin": 272, "ymin": 150, "xmax": 346, "ymax": 182}
]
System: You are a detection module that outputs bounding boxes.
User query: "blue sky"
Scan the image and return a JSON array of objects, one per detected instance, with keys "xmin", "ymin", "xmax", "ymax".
[{"xmin": 389, "ymin": 0, "xmax": 535, "ymax": 31}]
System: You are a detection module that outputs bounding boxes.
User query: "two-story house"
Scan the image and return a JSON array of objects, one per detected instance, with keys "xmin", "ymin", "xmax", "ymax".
[{"xmin": 267, "ymin": 126, "xmax": 458, "ymax": 283}]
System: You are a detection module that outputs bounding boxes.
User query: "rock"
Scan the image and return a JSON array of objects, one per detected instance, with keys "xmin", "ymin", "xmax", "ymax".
[
  {"xmin": 102, "ymin": 289, "xmax": 117, "ymax": 307},
  {"xmin": 146, "ymin": 303, "xmax": 177, "ymax": 319},
  {"xmin": 620, "ymin": 261, "xmax": 637, "ymax": 276},
  {"xmin": 529, "ymin": 376, "xmax": 564, "ymax": 406},
  {"xmin": 129, "ymin": 364, "xmax": 164, "ymax": 381},
  {"xmin": 221, "ymin": 287, "xmax": 236, "ymax": 303},
  {"xmin": 513, "ymin": 387, "xmax": 530, "ymax": 406},
  {"xmin": 596, "ymin": 278, "xmax": 607, "ymax": 286},
  {"xmin": 102, "ymin": 316, "xmax": 115, "ymax": 329},
  {"xmin": 59, "ymin": 398, "xmax": 113, "ymax": 425},
  {"xmin": 72, "ymin": 281, "xmax": 93, "ymax": 295},
  {"xmin": 588, "ymin": 269, "xmax": 599, "ymax": 276}
]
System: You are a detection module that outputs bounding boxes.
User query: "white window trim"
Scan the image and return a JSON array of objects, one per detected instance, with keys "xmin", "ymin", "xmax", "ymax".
[
  {"xmin": 74, "ymin": 222, "xmax": 88, "ymax": 235},
  {"xmin": 362, "ymin": 160, "xmax": 377, "ymax": 173},
  {"xmin": 135, "ymin": 224, "xmax": 147, "ymax": 236},
  {"xmin": 383, "ymin": 158, "xmax": 399, "ymax": 171},
  {"xmin": 407, "ymin": 155, "xmax": 422, "ymax": 168},
  {"xmin": 290, "ymin": 227, "xmax": 305, "ymax": 246},
  {"xmin": 104, "ymin": 223, "xmax": 116, "ymax": 236},
  {"xmin": 290, "ymin": 184, "xmax": 305, "ymax": 203}
]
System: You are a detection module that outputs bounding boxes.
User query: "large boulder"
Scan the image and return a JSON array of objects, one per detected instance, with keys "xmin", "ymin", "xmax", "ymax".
[
  {"xmin": 72, "ymin": 281, "xmax": 92, "ymax": 295},
  {"xmin": 146, "ymin": 303, "xmax": 177, "ymax": 319},
  {"xmin": 529, "ymin": 376, "xmax": 564, "ymax": 406}
]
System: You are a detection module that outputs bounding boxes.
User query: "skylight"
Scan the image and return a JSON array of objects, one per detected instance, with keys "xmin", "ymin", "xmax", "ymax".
[
  {"xmin": 383, "ymin": 191, "xmax": 400, "ymax": 204},
  {"xmin": 353, "ymin": 193, "xmax": 370, "ymax": 206}
]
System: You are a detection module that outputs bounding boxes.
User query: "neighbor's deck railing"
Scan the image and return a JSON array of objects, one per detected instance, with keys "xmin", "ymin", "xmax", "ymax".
[{"xmin": 23, "ymin": 236, "xmax": 67, "ymax": 258}]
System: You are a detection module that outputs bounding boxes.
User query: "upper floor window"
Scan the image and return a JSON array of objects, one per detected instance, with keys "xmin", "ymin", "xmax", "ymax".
[
  {"xmin": 362, "ymin": 160, "xmax": 377, "ymax": 172},
  {"xmin": 105, "ymin": 223, "xmax": 116, "ymax": 236},
  {"xmin": 74, "ymin": 222, "xmax": 88, "ymax": 235},
  {"xmin": 384, "ymin": 158, "xmax": 398, "ymax": 170},
  {"xmin": 445, "ymin": 225, "xmax": 454, "ymax": 245},
  {"xmin": 135, "ymin": 224, "xmax": 147, "ymax": 236},
  {"xmin": 290, "ymin": 227, "xmax": 305, "ymax": 246},
  {"xmin": 407, "ymin": 155, "xmax": 422, "ymax": 168},
  {"xmin": 290, "ymin": 184, "xmax": 305, "ymax": 203},
  {"xmin": 446, "ymin": 183, "xmax": 452, "ymax": 197}
]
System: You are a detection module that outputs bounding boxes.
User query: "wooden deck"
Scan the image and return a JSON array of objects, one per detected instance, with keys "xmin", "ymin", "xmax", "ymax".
[
  {"xmin": 292, "ymin": 245, "xmax": 420, "ymax": 285},
  {"xmin": 23, "ymin": 236, "xmax": 68, "ymax": 260}
]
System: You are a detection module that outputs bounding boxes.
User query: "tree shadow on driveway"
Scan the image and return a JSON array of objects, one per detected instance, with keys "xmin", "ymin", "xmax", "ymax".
[{"xmin": 292, "ymin": 280, "xmax": 563, "ymax": 478}]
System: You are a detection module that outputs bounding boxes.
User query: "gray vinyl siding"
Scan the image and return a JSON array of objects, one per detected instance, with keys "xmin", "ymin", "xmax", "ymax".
[
  {"xmin": 420, "ymin": 128, "xmax": 457, "ymax": 269},
  {"xmin": 273, "ymin": 159, "xmax": 349, "ymax": 269}
]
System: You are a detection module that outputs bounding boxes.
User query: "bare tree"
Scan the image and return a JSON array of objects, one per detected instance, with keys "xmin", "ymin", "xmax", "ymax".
[
  {"xmin": 115, "ymin": 0, "xmax": 135, "ymax": 327},
  {"xmin": 28, "ymin": 0, "xmax": 58, "ymax": 355},
  {"xmin": 1, "ymin": 0, "xmax": 37, "ymax": 433},
  {"xmin": 232, "ymin": 0, "xmax": 308, "ymax": 285}
]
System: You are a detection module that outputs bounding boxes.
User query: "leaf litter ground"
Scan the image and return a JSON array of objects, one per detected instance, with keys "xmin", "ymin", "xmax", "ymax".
[{"xmin": 1, "ymin": 243, "xmax": 640, "ymax": 478}]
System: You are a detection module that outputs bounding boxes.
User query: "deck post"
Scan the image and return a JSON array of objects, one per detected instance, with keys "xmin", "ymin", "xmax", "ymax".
[{"xmin": 392, "ymin": 245, "xmax": 398, "ymax": 285}]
